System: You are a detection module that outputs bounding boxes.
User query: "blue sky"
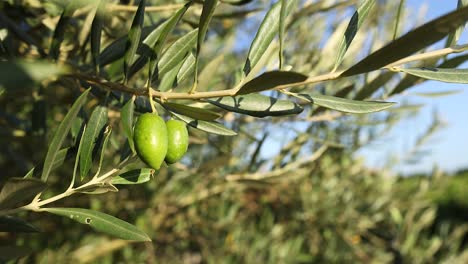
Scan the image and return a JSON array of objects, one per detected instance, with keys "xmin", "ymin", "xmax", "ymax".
[{"xmin": 358, "ymin": 0, "xmax": 468, "ymax": 174}]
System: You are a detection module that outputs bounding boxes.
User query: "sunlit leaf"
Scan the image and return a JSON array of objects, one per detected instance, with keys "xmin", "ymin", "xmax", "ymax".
[
  {"xmin": 44, "ymin": 208, "xmax": 151, "ymax": 241},
  {"xmin": 111, "ymin": 168, "xmax": 154, "ymax": 185},
  {"xmin": 163, "ymin": 102, "xmax": 222, "ymax": 121},
  {"xmin": 243, "ymin": 0, "xmax": 297, "ymax": 75},
  {"xmin": 158, "ymin": 28, "xmax": 198, "ymax": 78},
  {"xmin": 208, "ymin": 94, "xmax": 303, "ymax": 117},
  {"xmin": 237, "ymin": 70, "xmax": 307, "ymax": 95},
  {"xmin": 177, "ymin": 52, "xmax": 196, "ymax": 84},
  {"xmin": 296, "ymin": 93, "xmax": 395, "ymax": 114},
  {"xmin": 41, "ymin": 89, "xmax": 90, "ymax": 182},
  {"xmin": 413, "ymin": 90, "xmax": 462, "ymax": 97},
  {"xmin": 341, "ymin": 5, "xmax": 468, "ymax": 76},
  {"xmin": 333, "ymin": 0, "xmax": 375, "ymax": 71},
  {"xmin": 171, "ymin": 112, "xmax": 237, "ymax": 136},
  {"xmin": 79, "ymin": 105, "xmax": 108, "ymax": 180},
  {"xmin": 399, "ymin": 67, "xmax": 468, "ymax": 84}
]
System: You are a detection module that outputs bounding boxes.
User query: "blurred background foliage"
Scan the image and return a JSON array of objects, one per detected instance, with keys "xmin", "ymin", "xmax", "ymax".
[{"xmin": 0, "ymin": 0, "xmax": 467, "ymax": 263}]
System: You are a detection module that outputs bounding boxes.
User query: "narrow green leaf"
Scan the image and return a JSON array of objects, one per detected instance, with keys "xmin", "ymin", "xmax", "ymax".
[
  {"xmin": 197, "ymin": 54, "xmax": 225, "ymax": 91},
  {"xmin": 150, "ymin": 3, "xmax": 192, "ymax": 82},
  {"xmin": 392, "ymin": 0, "xmax": 406, "ymax": 40},
  {"xmin": 243, "ymin": 0, "xmax": 297, "ymax": 76},
  {"xmin": 193, "ymin": 0, "xmax": 218, "ymax": 86},
  {"xmin": 413, "ymin": 90, "xmax": 462, "ymax": 97},
  {"xmin": 79, "ymin": 106, "xmax": 108, "ymax": 180},
  {"xmin": 111, "ymin": 168, "xmax": 154, "ymax": 185},
  {"xmin": 24, "ymin": 148, "xmax": 74, "ymax": 178},
  {"xmin": 171, "ymin": 112, "xmax": 237, "ymax": 136},
  {"xmin": 99, "ymin": 26, "xmax": 155, "ymax": 67},
  {"xmin": 121, "ymin": 96, "xmax": 136, "ymax": 154},
  {"xmin": 237, "ymin": 70, "xmax": 308, "ymax": 95},
  {"xmin": 0, "ymin": 178, "xmax": 47, "ymax": 210},
  {"xmin": 90, "ymin": 0, "xmax": 105, "ymax": 72},
  {"xmin": 129, "ymin": 3, "xmax": 191, "ymax": 80},
  {"xmin": 333, "ymin": 0, "xmax": 375, "ymax": 71},
  {"xmin": 445, "ymin": 0, "xmax": 467, "ymax": 47},
  {"xmin": 124, "ymin": 0, "xmax": 146, "ymax": 82},
  {"xmin": 75, "ymin": 183, "xmax": 118, "ymax": 194},
  {"xmin": 41, "ymin": 89, "xmax": 90, "ymax": 182},
  {"xmin": 49, "ymin": 2, "xmax": 76, "ymax": 60},
  {"xmin": 208, "ymin": 94, "xmax": 303, "ymax": 117},
  {"xmin": 0, "ymin": 216, "xmax": 40, "ymax": 233},
  {"xmin": 158, "ymin": 28, "xmax": 198, "ymax": 78},
  {"xmin": 159, "ymin": 59, "xmax": 186, "ymax": 92},
  {"xmin": 341, "ymin": 5, "xmax": 468, "ymax": 77},
  {"xmin": 297, "ymin": 93, "xmax": 395, "ymax": 114},
  {"xmin": 0, "ymin": 60, "xmax": 70, "ymax": 91},
  {"xmin": 399, "ymin": 67, "xmax": 468, "ymax": 84},
  {"xmin": 95, "ymin": 126, "xmax": 112, "ymax": 176},
  {"xmin": 177, "ymin": 52, "xmax": 196, "ymax": 84},
  {"xmin": 278, "ymin": 0, "xmax": 287, "ymax": 69},
  {"xmin": 43, "ymin": 208, "xmax": 151, "ymax": 241},
  {"xmin": 163, "ymin": 102, "xmax": 222, "ymax": 121}
]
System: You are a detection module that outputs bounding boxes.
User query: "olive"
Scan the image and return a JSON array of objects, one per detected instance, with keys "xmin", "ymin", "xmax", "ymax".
[
  {"xmin": 165, "ymin": 119, "xmax": 189, "ymax": 164},
  {"xmin": 133, "ymin": 113, "xmax": 168, "ymax": 170}
]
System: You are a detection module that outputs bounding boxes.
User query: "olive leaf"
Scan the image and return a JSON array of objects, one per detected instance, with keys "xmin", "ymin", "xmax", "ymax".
[
  {"xmin": 0, "ymin": 178, "xmax": 47, "ymax": 210},
  {"xmin": 124, "ymin": 0, "xmax": 146, "ymax": 82},
  {"xmin": 0, "ymin": 216, "xmax": 40, "ymax": 233},
  {"xmin": 399, "ymin": 67, "xmax": 468, "ymax": 84},
  {"xmin": 43, "ymin": 208, "xmax": 151, "ymax": 241},
  {"xmin": 111, "ymin": 168, "xmax": 155, "ymax": 185},
  {"xmin": 208, "ymin": 94, "xmax": 303, "ymax": 118},
  {"xmin": 172, "ymin": 112, "xmax": 237, "ymax": 136},
  {"xmin": 237, "ymin": 70, "xmax": 308, "ymax": 95},
  {"xmin": 121, "ymin": 96, "xmax": 136, "ymax": 154},
  {"xmin": 41, "ymin": 89, "xmax": 90, "ymax": 182},
  {"xmin": 163, "ymin": 102, "xmax": 222, "ymax": 121}
]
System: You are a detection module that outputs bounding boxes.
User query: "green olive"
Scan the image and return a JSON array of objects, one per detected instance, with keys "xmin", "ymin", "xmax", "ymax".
[
  {"xmin": 133, "ymin": 113, "xmax": 168, "ymax": 170},
  {"xmin": 165, "ymin": 119, "xmax": 189, "ymax": 164}
]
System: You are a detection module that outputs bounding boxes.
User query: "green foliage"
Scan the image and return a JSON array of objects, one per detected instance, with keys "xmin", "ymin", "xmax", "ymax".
[{"xmin": 0, "ymin": 0, "xmax": 467, "ymax": 262}]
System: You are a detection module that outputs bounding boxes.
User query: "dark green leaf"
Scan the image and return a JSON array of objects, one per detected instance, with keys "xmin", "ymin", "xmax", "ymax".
[
  {"xmin": 124, "ymin": 0, "xmax": 146, "ymax": 81},
  {"xmin": 341, "ymin": 5, "xmax": 468, "ymax": 76},
  {"xmin": 208, "ymin": 94, "xmax": 303, "ymax": 117},
  {"xmin": 237, "ymin": 70, "xmax": 308, "ymax": 95},
  {"xmin": 24, "ymin": 147, "xmax": 74, "ymax": 178},
  {"xmin": 0, "ymin": 246, "xmax": 33, "ymax": 262},
  {"xmin": 171, "ymin": 112, "xmax": 237, "ymax": 136},
  {"xmin": 399, "ymin": 67, "xmax": 468, "ymax": 83},
  {"xmin": 297, "ymin": 93, "xmax": 395, "ymax": 114},
  {"xmin": 243, "ymin": 0, "xmax": 297, "ymax": 75},
  {"xmin": 159, "ymin": 59, "xmax": 186, "ymax": 92},
  {"xmin": 333, "ymin": 0, "xmax": 376, "ymax": 71},
  {"xmin": 0, "ymin": 178, "xmax": 47, "ymax": 210},
  {"xmin": 163, "ymin": 102, "xmax": 222, "ymax": 121},
  {"xmin": 99, "ymin": 26, "xmax": 155, "ymax": 67},
  {"xmin": 43, "ymin": 208, "xmax": 151, "ymax": 241},
  {"xmin": 121, "ymin": 96, "xmax": 136, "ymax": 154},
  {"xmin": 49, "ymin": 2, "xmax": 76, "ymax": 60},
  {"xmin": 177, "ymin": 52, "xmax": 196, "ymax": 84},
  {"xmin": 111, "ymin": 168, "xmax": 154, "ymax": 185},
  {"xmin": 0, "ymin": 60, "xmax": 70, "ymax": 91},
  {"xmin": 90, "ymin": 0, "xmax": 105, "ymax": 72},
  {"xmin": 0, "ymin": 216, "xmax": 40, "ymax": 233},
  {"xmin": 80, "ymin": 106, "xmax": 108, "ymax": 180},
  {"xmin": 158, "ymin": 28, "xmax": 198, "ymax": 78},
  {"xmin": 129, "ymin": 3, "xmax": 191, "ymax": 80},
  {"xmin": 95, "ymin": 126, "xmax": 112, "ymax": 175},
  {"xmin": 41, "ymin": 89, "xmax": 90, "ymax": 182}
]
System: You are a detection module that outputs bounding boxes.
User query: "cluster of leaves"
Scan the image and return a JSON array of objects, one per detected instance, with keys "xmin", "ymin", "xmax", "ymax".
[{"xmin": 1, "ymin": 0, "xmax": 468, "ymax": 262}]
